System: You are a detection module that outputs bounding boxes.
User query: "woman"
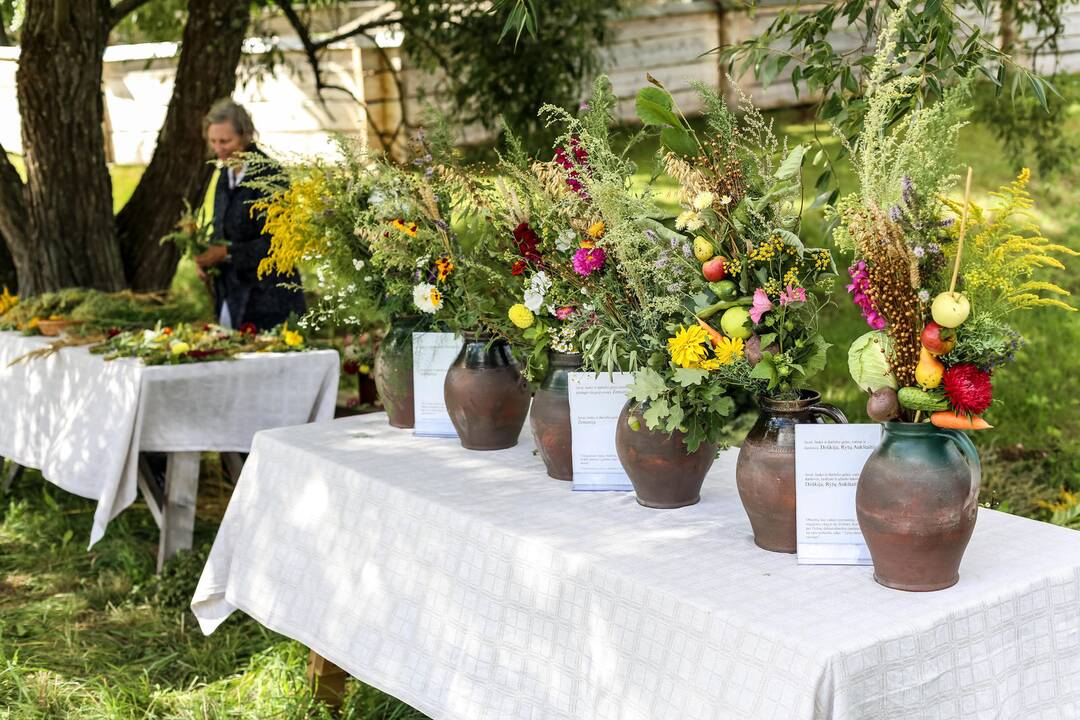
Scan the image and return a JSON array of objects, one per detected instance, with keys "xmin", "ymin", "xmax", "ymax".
[{"xmin": 196, "ymin": 98, "xmax": 305, "ymax": 331}]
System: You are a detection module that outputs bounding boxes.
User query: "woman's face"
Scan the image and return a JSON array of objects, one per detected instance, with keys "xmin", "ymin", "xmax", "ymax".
[{"xmin": 207, "ymin": 122, "xmax": 246, "ymax": 162}]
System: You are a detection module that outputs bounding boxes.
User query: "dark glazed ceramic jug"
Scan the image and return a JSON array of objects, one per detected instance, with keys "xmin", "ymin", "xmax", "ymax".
[
  {"xmin": 736, "ymin": 390, "xmax": 847, "ymax": 552},
  {"xmin": 857, "ymin": 422, "xmax": 980, "ymax": 591}
]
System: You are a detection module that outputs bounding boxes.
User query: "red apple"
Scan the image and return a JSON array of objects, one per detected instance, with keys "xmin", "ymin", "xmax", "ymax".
[
  {"xmin": 702, "ymin": 256, "xmax": 727, "ymax": 282},
  {"xmin": 920, "ymin": 321, "xmax": 956, "ymax": 356}
]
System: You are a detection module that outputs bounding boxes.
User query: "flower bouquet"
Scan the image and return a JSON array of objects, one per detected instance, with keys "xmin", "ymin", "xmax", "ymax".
[
  {"xmin": 90, "ymin": 321, "xmax": 307, "ymax": 365},
  {"xmin": 619, "ymin": 79, "xmax": 846, "ymax": 537},
  {"xmin": 835, "ymin": 13, "xmax": 1076, "ymax": 589},
  {"xmin": 478, "ymin": 98, "xmax": 639, "ymax": 476}
]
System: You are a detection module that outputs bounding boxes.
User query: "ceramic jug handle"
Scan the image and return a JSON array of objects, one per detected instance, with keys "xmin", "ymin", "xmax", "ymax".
[
  {"xmin": 809, "ymin": 403, "xmax": 848, "ymax": 424},
  {"xmin": 940, "ymin": 428, "xmax": 982, "ymax": 488}
]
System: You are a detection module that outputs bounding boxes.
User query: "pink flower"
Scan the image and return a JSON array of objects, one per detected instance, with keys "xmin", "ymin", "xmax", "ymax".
[
  {"xmin": 572, "ymin": 247, "xmax": 606, "ymax": 276},
  {"xmin": 749, "ymin": 288, "xmax": 774, "ymax": 324},
  {"xmin": 779, "ymin": 285, "xmax": 807, "ymax": 306},
  {"xmin": 847, "ymin": 261, "xmax": 887, "ymax": 330},
  {"xmin": 555, "ymin": 306, "xmax": 576, "ymax": 320}
]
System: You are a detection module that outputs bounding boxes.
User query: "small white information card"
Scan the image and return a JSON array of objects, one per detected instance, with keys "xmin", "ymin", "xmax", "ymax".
[
  {"xmin": 412, "ymin": 332, "xmax": 462, "ymax": 438},
  {"xmin": 795, "ymin": 423, "xmax": 882, "ymax": 565},
  {"xmin": 568, "ymin": 371, "xmax": 635, "ymax": 492}
]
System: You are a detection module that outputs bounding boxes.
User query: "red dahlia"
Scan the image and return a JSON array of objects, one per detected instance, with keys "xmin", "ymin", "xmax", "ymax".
[
  {"xmin": 942, "ymin": 364, "xmax": 993, "ymax": 416},
  {"xmin": 510, "ymin": 260, "xmax": 527, "ymax": 276}
]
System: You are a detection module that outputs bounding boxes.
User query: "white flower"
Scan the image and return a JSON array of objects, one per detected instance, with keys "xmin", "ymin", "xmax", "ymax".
[
  {"xmin": 413, "ymin": 282, "xmax": 443, "ymax": 314},
  {"xmin": 556, "ymin": 229, "xmax": 576, "ymax": 252},
  {"xmin": 686, "ymin": 215, "xmax": 705, "ymax": 232},
  {"xmin": 344, "ymin": 345, "xmax": 361, "ymax": 361},
  {"xmin": 719, "ymin": 194, "xmax": 732, "ymax": 205},
  {"xmin": 530, "ymin": 271, "xmax": 552, "ymax": 295},
  {"xmin": 918, "ymin": 289, "xmax": 931, "ymax": 303},
  {"xmin": 675, "ymin": 210, "xmax": 694, "ymax": 231},
  {"xmin": 692, "ymin": 191, "xmax": 714, "ymax": 211},
  {"xmin": 415, "ymin": 255, "xmax": 430, "ymax": 268},
  {"xmin": 524, "ymin": 289, "xmax": 545, "ymax": 312},
  {"xmin": 353, "ymin": 258, "xmax": 365, "ymax": 270}
]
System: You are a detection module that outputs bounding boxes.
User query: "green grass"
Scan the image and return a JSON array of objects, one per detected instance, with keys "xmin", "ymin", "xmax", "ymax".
[{"xmin": 3, "ymin": 93, "xmax": 1080, "ymax": 717}]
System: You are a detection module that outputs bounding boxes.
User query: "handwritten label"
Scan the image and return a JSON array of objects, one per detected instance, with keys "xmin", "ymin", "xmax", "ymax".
[
  {"xmin": 795, "ymin": 424, "xmax": 882, "ymax": 565},
  {"xmin": 568, "ymin": 372, "xmax": 634, "ymax": 491},
  {"xmin": 412, "ymin": 332, "xmax": 462, "ymax": 438}
]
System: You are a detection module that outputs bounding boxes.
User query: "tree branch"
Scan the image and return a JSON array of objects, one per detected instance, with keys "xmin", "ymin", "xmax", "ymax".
[{"xmin": 109, "ymin": 0, "xmax": 155, "ymax": 29}]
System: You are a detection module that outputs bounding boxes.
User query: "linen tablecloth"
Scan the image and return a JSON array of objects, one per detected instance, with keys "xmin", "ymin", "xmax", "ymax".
[
  {"xmin": 0, "ymin": 331, "xmax": 339, "ymax": 546},
  {"xmin": 192, "ymin": 413, "xmax": 1080, "ymax": 720}
]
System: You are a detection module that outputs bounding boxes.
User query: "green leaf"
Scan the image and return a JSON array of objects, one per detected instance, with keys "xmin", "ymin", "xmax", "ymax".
[
  {"xmin": 749, "ymin": 356, "xmax": 778, "ymax": 385},
  {"xmin": 660, "ymin": 126, "xmax": 697, "ymax": 156},
  {"xmin": 802, "ymin": 335, "xmax": 830, "ymax": 378},
  {"xmin": 672, "ymin": 367, "xmax": 709, "ymax": 387},
  {"xmin": 757, "ymin": 332, "xmax": 777, "ymax": 348},
  {"xmin": 643, "ymin": 398, "xmax": 670, "ymax": 429},
  {"xmin": 628, "ymin": 367, "xmax": 667, "ymax": 402},
  {"xmin": 665, "ymin": 403, "xmax": 685, "ymax": 433},
  {"xmin": 635, "ymin": 87, "xmax": 682, "ymax": 128},
  {"xmin": 774, "ymin": 144, "xmax": 807, "ymax": 180},
  {"xmin": 773, "ymin": 228, "xmax": 805, "ymax": 258}
]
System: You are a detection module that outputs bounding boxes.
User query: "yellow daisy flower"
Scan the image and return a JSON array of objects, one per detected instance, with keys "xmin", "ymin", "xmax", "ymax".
[
  {"xmin": 667, "ymin": 325, "xmax": 709, "ymax": 368},
  {"xmin": 714, "ymin": 336, "xmax": 745, "ymax": 365}
]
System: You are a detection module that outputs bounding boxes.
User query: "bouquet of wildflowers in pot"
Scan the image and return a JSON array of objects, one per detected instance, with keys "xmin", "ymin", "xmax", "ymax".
[
  {"xmin": 539, "ymin": 77, "xmax": 753, "ymax": 509},
  {"xmin": 834, "ymin": 8, "xmax": 1077, "ymax": 591},
  {"xmin": 484, "ymin": 112, "xmax": 625, "ymax": 478},
  {"xmin": 631, "ymin": 78, "xmax": 845, "ymax": 543}
]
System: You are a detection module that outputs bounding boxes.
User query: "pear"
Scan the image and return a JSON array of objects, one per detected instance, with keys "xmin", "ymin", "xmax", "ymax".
[
  {"xmin": 930, "ymin": 291, "xmax": 971, "ymax": 328},
  {"xmin": 693, "ymin": 236, "xmax": 715, "ymax": 262},
  {"xmin": 914, "ymin": 346, "xmax": 945, "ymax": 389}
]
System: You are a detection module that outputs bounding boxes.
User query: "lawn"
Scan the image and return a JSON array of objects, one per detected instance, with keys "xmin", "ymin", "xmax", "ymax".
[{"xmin": 2, "ymin": 92, "xmax": 1079, "ymax": 718}]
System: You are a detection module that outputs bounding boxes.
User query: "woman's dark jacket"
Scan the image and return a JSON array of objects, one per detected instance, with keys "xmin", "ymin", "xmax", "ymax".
[{"xmin": 212, "ymin": 144, "xmax": 305, "ymax": 331}]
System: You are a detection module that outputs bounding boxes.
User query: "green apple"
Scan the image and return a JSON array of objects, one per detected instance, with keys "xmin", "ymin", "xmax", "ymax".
[
  {"xmin": 720, "ymin": 306, "xmax": 752, "ymax": 340},
  {"xmin": 930, "ymin": 291, "xmax": 971, "ymax": 328}
]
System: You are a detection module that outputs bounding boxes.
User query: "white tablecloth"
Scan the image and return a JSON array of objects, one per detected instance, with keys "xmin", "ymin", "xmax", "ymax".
[
  {"xmin": 0, "ymin": 331, "xmax": 339, "ymax": 546},
  {"xmin": 192, "ymin": 413, "xmax": 1080, "ymax": 720}
]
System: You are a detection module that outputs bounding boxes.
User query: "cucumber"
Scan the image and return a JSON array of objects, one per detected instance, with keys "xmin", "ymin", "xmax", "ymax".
[{"xmin": 897, "ymin": 386, "xmax": 949, "ymax": 412}]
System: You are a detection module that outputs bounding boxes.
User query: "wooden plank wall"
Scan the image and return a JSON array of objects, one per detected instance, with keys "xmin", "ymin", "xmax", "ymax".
[{"xmin": 2, "ymin": 0, "xmax": 1078, "ymax": 162}]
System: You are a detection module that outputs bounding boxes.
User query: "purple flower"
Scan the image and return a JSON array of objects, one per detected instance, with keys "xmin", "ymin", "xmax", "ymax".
[
  {"xmin": 901, "ymin": 175, "xmax": 914, "ymax": 206},
  {"xmin": 572, "ymin": 247, "xmax": 606, "ymax": 276},
  {"xmin": 555, "ymin": 306, "xmax": 576, "ymax": 320},
  {"xmin": 750, "ymin": 288, "xmax": 774, "ymax": 324},
  {"xmin": 779, "ymin": 285, "xmax": 807, "ymax": 306},
  {"xmin": 913, "ymin": 246, "xmax": 925, "ymax": 258},
  {"xmin": 889, "ymin": 205, "xmax": 902, "ymax": 222},
  {"xmin": 579, "ymin": 101, "xmax": 591, "ymax": 111}
]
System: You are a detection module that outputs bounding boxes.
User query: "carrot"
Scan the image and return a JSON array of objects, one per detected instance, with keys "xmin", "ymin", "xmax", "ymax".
[
  {"xmin": 697, "ymin": 319, "xmax": 724, "ymax": 347},
  {"xmin": 930, "ymin": 411, "xmax": 992, "ymax": 430}
]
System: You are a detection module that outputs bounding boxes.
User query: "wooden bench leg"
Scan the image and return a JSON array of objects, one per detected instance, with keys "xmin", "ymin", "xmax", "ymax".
[
  {"xmin": 307, "ymin": 649, "xmax": 348, "ymax": 709},
  {"xmin": 157, "ymin": 452, "xmax": 201, "ymax": 573},
  {"xmin": 1, "ymin": 458, "xmax": 24, "ymax": 495}
]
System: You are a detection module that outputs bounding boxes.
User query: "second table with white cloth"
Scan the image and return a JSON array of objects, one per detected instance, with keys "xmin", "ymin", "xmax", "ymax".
[
  {"xmin": 192, "ymin": 413, "xmax": 1080, "ymax": 720},
  {"xmin": 0, "ymin": 330, "xmax": 339, "ymax": 565}
]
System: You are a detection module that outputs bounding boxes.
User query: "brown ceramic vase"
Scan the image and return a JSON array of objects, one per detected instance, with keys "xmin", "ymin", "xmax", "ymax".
[
  {"xmin": 529, "ymin": 351, "xmax": 581, "ymax": 480},
  {"xmin": 615, "ymin": 401, "xmax": 717, "ymax": 509},
  {"xmin": 373, "ymin": 316, "xmax": 420, "ymax": 429},
  {"xmin": 443, "ymin": 335, "xmax": 531, "ymax": 451},
  {"xmin": 857, "ymin": 422, "xmax": 980, "ymax": 592},
  {"xmin": 736, "ymin": 390, "xmax": 847, "ymax": 553}
]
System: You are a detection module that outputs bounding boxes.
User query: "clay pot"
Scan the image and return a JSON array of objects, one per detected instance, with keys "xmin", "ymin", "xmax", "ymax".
[
  {"xmin": 443, "ymin": 335, "xmax": 531, "ymax": 450},
  {"xmin": 615, "ymin": 401, "xmax": 716, "ymax": 509},
  {"xmin": 373, "ymin": 316, "xmax": 421, "ymax": 429},
  {"xmin": 736, "ymin": 390, "xmax": 847, "ymax": 553},
  {"xmin": 529, "ymin": 351, "xmax": 581, "ymax": 480},
  {"xmin": 857, "ymin": 422, "xmax": 980, "ymax": 592}
]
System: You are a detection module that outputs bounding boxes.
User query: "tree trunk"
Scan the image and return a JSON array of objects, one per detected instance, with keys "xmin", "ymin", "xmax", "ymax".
[
  {"xmin": 15, "ymin": 0, "xmax": 124, "ymax": 294},
  {"xmin": 116, "ymin": 0, "xmax": 250, "ymax": 291}
]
